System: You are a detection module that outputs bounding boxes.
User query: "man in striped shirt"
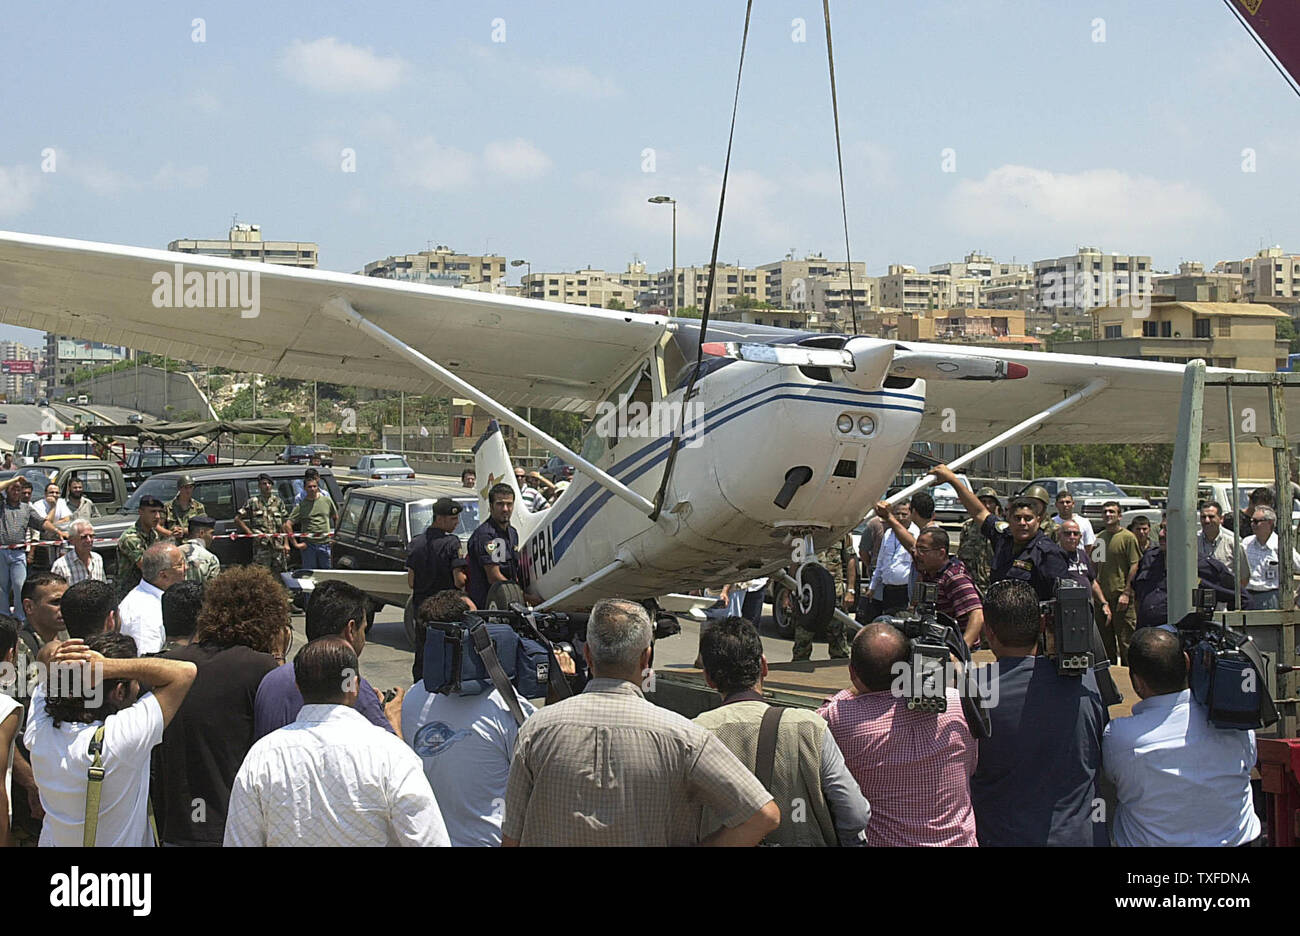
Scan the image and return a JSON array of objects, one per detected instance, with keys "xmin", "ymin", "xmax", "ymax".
[
  {"xmin": 51, "ymin": 519, "xmax": 106, "ymax": 584},
  {"xmin": 913, "ymin": 527, "xmax": 984, "ymax": 648},
  {"xmin": 818, "ymin": 621, "xmax": 978, "ymax": 847}
]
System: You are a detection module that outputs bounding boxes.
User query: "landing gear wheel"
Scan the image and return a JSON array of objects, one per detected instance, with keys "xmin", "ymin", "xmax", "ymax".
[
  {"xmin": 403, "ymin": 596, "xmax": 420, "ymax": 651},
  {"xmin": 770, "ymin": 582, "xmax": 797, "ymax": 639},
  {"xmin": 794, "ymin": 564, "xmax": 836, "ymax": 634},
  {"xmin": 485, "ymin": 581, "xmax": 526, "ymax": 611}
]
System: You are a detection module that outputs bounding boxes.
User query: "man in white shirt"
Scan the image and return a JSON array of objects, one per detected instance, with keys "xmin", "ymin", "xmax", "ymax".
[
  {"xmin": 117, "ymin": 543, "xmax": 186, "ymax": 655},
  {"xmin": 51, "ymin": 520, "xmax": 106, "ymax": 584},
  {"xmin": 866, "ymin": 499, "xmax": 919, "ymax": 617},
  {"xmin": 226, "ymin": 636, "xmax": 450, "ymax": 847},
  {"xmin": 402, "ymin": 589, "xmax": 535, "ymax": 846},
  {"xmin": 23, "ymin": 632, "xmax": 197, "ymax": 847},
  {"xmin": 1242, "ymin": 506, "xmax": 1300, "ymax": 610},
  {"xmin": 1102, "ymin": 627, "xmax": 1260, "ymax": 847},
  {"xmin": 1052, "ymin": 491, "xmax": 1095, "ymax": 547},
  {"xmin": 1196, "ymin": 501, "xmax": 1249, "ymax": 595}
]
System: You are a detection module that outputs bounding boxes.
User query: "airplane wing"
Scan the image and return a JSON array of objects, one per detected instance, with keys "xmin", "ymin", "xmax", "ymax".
[
  {"xmin": 0, "ymin": 231, "xmax": 668, "ymax": 414},
  {"xmin": 906, "ymin": 340, "xmax": 1300, "ymax": 444}
]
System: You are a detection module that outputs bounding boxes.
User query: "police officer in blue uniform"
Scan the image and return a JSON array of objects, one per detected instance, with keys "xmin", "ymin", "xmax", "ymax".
[
  {"xmin": 933, "ymin": 465, "xmax": 1123, "ymax": 705},
  {"xmin": 466, "ymin": 482, "xmax": 523, "ymax": 608}
]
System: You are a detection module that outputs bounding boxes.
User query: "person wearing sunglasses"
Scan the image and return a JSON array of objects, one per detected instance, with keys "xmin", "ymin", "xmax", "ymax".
[
  {"xmin": 1242, "ymin": 507, "xmax": 1300, "ymax": 610},
  {"xmin": 1055, "ymin": 520, "xmax": 1111, "ymax": 630}
]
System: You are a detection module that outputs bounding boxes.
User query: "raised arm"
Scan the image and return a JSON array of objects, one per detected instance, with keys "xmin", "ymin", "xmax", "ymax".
[
  {"xmin": 50, "ymin": 640, "xmax": 197, "ymax": 727},
  {"xmin": 932, "ymin": 465, "xmax": 989, "ymax": 527}
]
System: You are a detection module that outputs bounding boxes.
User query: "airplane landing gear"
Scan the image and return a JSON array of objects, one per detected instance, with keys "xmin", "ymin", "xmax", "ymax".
[{"xmin": 486, "ymin": 581, "xmax": 526, "ymax": 611}]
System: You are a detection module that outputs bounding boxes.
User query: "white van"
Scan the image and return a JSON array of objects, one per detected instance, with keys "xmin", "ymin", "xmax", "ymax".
[
  {"xmin": 76, "ymin": 394, "xmax": 89, "ymax": 405},
  {"xmin": 14, "ymin": 432, "xmax": 95, "ymax": 465}
]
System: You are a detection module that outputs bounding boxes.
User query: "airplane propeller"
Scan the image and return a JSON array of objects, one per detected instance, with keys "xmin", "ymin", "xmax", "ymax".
[{"xmin": 701, "ymin": 337, "xmax": 1029, "ymax": 388}]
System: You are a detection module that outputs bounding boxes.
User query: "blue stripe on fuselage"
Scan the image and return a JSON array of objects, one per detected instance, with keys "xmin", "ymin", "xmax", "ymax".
[{"xmin": 549, "ymin": 389, "xmax": 924, "ymax": 561}]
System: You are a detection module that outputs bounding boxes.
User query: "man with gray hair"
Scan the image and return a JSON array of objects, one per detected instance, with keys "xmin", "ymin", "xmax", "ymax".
[
  {"xmin": 1242, "ymin": 505, "xmax": 1300, "ymax": 610},
  {"xmin": 118, "ymin": 542, "xmax": 187, "ymax": 654},
  {"xmin": 502, "ymin": 598, "xmax": 780, "ymax": 846},
  {"xmin": 51, "ymin": 519, "xmax": 105, "ymax": 584}
]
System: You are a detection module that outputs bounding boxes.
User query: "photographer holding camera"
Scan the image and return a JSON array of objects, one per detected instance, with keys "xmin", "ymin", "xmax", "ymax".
[
  {"xmin": 971, "ymin": 581, "xmax": 1108, "ymax": 847},
  {"xmin": 1102, "ymin": 627, "xmax": 1260, "ymax": 846}
]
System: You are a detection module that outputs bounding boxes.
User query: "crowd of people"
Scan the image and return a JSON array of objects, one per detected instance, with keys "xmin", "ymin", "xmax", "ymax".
[{"xmin": 0, "ymin": 463, "xmax": 1287, "ymax": 847}]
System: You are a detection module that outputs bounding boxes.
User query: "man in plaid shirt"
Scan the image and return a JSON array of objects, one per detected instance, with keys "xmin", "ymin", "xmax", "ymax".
[
  {"xmin": 914, "ymin": 527, "xmax": 984, "ymax": 648},
  {"xmin": 819, "ymin": 621, "xmax": 978, "ymax": 846}
]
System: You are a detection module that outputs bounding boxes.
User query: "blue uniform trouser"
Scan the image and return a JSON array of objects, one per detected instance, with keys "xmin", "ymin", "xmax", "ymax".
[{"xmin": 0, "ymin": 548, "xmax": 28, "ymax": 622}]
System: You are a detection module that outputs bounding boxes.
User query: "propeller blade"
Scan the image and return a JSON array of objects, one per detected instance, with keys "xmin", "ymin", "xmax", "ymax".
[
  {"xmin": 701, "ymin": 341, "xmax": 854, "ymax": 368},
  {"xmin": 889, "ymin": 350, "xmax": 1028, "ymax": 381}
]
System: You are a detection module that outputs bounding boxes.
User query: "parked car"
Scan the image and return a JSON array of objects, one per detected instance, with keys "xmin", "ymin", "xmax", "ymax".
[
  {"xmin": 1199, "ymin": 479, "xmax": 1300, "ymax": 532},
  {"xmin": 307, "ymin": 443, "xmax": 334, "ymax": 467},
  {"xmin": 540, "ymin": 455, "xmax": 575, "ymax": 483},
  {"xmin": 0, "ymin": 413, "xmax": 7, "ymax": 424},
  {"xmin": 1017, "ymin": 477, "xmax": 1160, "ymax": 526},
  {"xmin": 330, "ymin": 481, "xmax": 480, "ymax": 647},
  {"xmin": 275, "ymin": 445, "xmax": 314, "ymax": 465},
  {"xmin": 352, "ymin": 453, "xmax": 416, "ymax": 480},
  {"xmin": 931, "ymin": 473, "xmax": 971, "ymax": 524},
  {"xmin": 36, "ymin": 398, "xmax": 48, "ymax": 407},
  {"xmin": 127, "ymin": 413, "xmax": 143, "ymax": 424}
]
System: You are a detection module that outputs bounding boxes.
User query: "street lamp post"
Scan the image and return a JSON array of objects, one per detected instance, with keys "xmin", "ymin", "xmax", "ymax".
[
  {"xmin": 648, "ymin": 196, "xmax": 676, "ymax": 315},
  {"xmin": 511, "ymin": 259, "xmax": 531, "ymax": 298}
]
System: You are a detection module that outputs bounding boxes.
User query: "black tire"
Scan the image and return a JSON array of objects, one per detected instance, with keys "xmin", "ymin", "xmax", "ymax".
[
  {"xmin": 403, "ymin": 596, "xmax": 420, "ymax": 651},
  {"xmin": 793, "ymin": 564, "xmax": 836, "ymax": 634},
  {"xmin": 485, "ymin": 581, "xmax": 526, "ymax": 611},
  {"xmin": 770, "ymin": 581, "xmax": 797, "ymax": 639}
]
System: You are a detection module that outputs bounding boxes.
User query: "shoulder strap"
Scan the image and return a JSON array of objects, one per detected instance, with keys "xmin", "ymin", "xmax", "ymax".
[
  {"xmin": 84, "ymin": 723, "xmax": 160, "ymax": 847},
  {"xmin": 84, "ymin": 725, "xmax": 106, "ymax": 846},
  {"xmin": 470, "ymin": 623, "xmax": 529, "ymax": 727},
  {"xmin": 754, "ymin": 705, "xmax": 784, "ymax": 792}
]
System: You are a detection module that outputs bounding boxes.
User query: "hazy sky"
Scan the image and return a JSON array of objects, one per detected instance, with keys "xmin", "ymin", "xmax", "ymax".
[{"xmin": 1, "ymin": 0, "xmax": 1296, "ymax": 345}]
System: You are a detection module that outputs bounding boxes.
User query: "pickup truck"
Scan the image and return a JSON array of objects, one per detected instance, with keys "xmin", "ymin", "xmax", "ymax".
[
  {"xmin": 22, "ymin": 461, "xmax": 344, "ymax": 577},
  {"xmin": 1017, "ymin": 477, "xmax": 1161, "ymax": 527}
]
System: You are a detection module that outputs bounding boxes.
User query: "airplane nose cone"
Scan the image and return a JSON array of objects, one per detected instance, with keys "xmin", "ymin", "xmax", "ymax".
[{"xmin": 840, "ymin": 336, "xmax": 894, "ymax": 391}]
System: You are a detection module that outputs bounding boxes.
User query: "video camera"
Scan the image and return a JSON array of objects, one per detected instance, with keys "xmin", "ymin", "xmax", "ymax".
[
  {"xmin": 1038, "ymin": 578, "xmax": 1093, "ymax": 675},
  {"xmin": 881, "ymin": 582, "xmax": 969, "ymax": 714},
  {"xmin": 424, "ymin": 605, "xmax": 589, "ymax": 705},
  {"xmin": 1175, "ymin": 588, "xmax": 1278, "ymax": 731}
]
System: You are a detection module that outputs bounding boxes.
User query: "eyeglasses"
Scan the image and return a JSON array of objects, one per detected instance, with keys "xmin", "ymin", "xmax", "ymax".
[{"xmin": 1061, "ymin": 531, "xmax": 1082, "ymax": 537}]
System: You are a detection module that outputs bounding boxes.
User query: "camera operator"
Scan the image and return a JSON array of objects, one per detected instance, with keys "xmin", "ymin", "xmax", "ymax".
[
  {"xmin": 818, "ymin": 622, "xmax": 977, "ymax": 846},
  {"xmin": 970, "ymin": 581, "xmax": 1107, "ymax": 847},
  {"xmin": 1101, "ymin": 627, "xmax": 1260, "ymax": 846},
  {"xmin": 695, "ymin": 617, "xmax": 871, "ymax": 847},
  {"xmin": 401, "ymin": 590, "xmax": 535, "ymax": 847},
  {"xmin": 912, "ymin": 527, "xmax": 983, "ymax": 649}
]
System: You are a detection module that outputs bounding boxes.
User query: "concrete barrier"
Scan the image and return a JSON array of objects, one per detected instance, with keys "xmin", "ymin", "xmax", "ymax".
[{"xmin": 68, "ymin": 366, "xmax": 217, "ymax": 421}]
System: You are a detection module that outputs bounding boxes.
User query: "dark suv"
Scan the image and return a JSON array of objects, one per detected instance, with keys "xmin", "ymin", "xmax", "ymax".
[{"xmin": 331, "ymin": 481, "xmax": 480, "ymax": 646}]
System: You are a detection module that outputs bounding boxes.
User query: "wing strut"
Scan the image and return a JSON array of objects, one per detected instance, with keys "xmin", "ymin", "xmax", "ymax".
[
  {"xmin": 535, "ymin": 557, "xmax": 627, "ymax": 611},
  {"xmin": 887, "ymin": 378, "xmax": 1110, "ymax": 505},
  {"xmin": 321, "ymin": 297, "xmax": 657, "ymax": 517}
]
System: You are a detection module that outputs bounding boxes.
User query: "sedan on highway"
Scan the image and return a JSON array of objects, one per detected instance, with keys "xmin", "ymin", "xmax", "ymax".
[{"xmin": 128, "ymin": 413, "xmax": 143, "ymax": 424}]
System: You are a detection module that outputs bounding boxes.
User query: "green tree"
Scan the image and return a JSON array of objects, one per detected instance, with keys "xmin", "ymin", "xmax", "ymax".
[
  {"xmin": 605, "ymin": 298, "xmax": 626, "ymax": 311},
  {"xmin": 676, "ymin": 305, "xmax": 702, "ymax": 319},
  {"xmin": 1034, "ymin": 443, "xmax": 1175, "ymax": 487},
  {"xmin": 1277, "ymin": 316, "xmax": 1300, "ymax": 355},
  {"xmin": 531, "ymin": 409, "xmax": 584, "ymax": 450},
  {"xmin": 733, "ymin": 294, "xmax": 774, "ymax": 310}
]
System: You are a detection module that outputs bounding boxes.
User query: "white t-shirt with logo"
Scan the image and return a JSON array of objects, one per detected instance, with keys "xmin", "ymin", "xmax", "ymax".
[
  {"xmin": 24, "ymin": 684, "xmax": 163, "ymax": 847},
  {"xmin": 401, "ymin": 684, "xmax": 534, "ymax": 846}
]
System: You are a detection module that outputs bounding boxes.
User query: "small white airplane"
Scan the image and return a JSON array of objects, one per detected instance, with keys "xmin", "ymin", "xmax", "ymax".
[{"xmin": 0, "ymin": 231, "xmax": 1294, "ymax": 629}]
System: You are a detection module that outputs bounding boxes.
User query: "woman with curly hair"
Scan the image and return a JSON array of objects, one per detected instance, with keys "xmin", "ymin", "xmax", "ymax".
[{"xmin": 151, "ymin": 564, "xmax": 291, "ymax": 846}]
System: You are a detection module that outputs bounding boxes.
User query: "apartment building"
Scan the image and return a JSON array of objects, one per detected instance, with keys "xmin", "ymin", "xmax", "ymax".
[
  {"xmin": 1214, "ymin": 246, "xmax": 1300, "ymax": 305},
  {"xmin": 877, "ymin": 265, "xmax": 951, "ymax": 312},
  {"xmin": 1154, "ymin": 261, "xmax": 1244, "ymax": 303},
  {"xmin": 1033, "ymin": 247, "xmax": 1152, "ymax": 311},
  {"xmin": 169, "ymin": 223, "xmax": 318, "ymax": 268},
  {"xmin": 639, "ymin": 264, "xmax": 767, "ymax": 312},
  {"xmin": 757, "ymin": 254, "xmax": 866, "ymax": 307},
  {"xmin": 520, "ymin": 269, "xmax": 637, "ymax": 308},
  {"xmin": 896, "ymin": 308, "xmax": 1040, "ymax": 350},
  {"xmin": 363, "ymin": 244, "xmax": 506, "ymax": 286},
  {"xmin": 929, "ymin": 251, "xmax": 1028, "ymax": 281}
]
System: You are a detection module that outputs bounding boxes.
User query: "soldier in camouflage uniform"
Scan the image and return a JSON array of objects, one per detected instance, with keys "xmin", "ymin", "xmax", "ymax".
[
  {"xmin": 116, "ymin": 496, "xmax": 164, "ymax": 598},
  {"xmin": 235, "ymin": 473, "xmax": 289, "ymax": 574},
  {"xmin": 791, "ymin": 535, "xmax": 853, "ymax": 661},
  {"xmin": 160, "ymin": 474, "xmax": 205, "ymax": 542},
  {"xmin": 958, "ymin": 487, "xmax": 1002, "ymax": 594},
  {"xmin": 180, "ymin": 515, "xmax": 221, "ymax": 583}
]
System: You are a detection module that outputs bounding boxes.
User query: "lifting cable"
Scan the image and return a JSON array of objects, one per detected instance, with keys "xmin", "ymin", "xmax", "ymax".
[
  {"xmin": 649, "ymin": 0, "xmax": 752, "ymax": 521},
  {"xmin": 822, "ymin": 0, "xmax": 860, "ymax": 334}
]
